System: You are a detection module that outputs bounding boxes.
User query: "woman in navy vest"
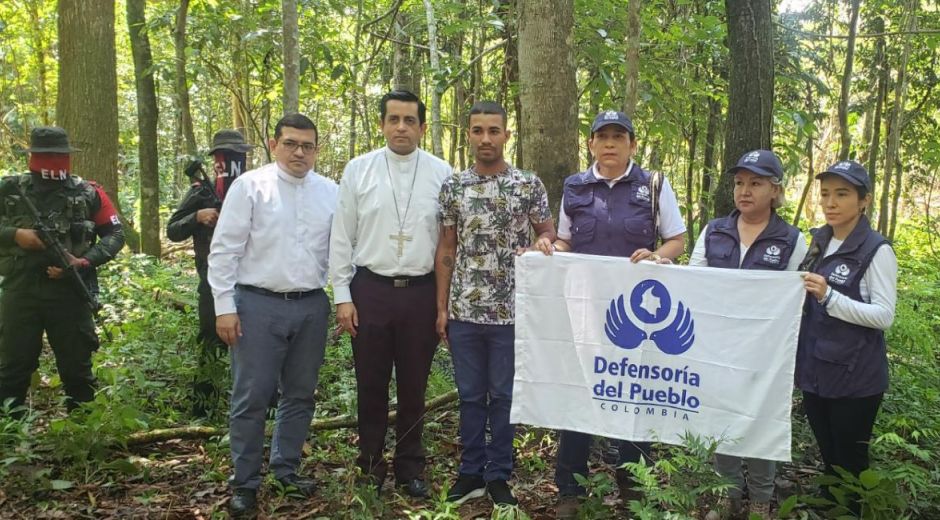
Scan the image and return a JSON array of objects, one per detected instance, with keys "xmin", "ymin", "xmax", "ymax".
[
  {"xmin": 798, "ymin": 161, "xmax": 896, "ymax": 510},
  {"xmin": 689, "ymin": 149, "xmax": 807, "ymax": 519},
  {"xmin": 550, "ymin": 110, "xmax": 687, "ymax": 517}
]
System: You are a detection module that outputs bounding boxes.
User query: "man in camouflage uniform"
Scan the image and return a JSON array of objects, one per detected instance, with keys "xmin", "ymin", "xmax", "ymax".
[
  {"xmin": 0, "ymin": 126, "xmax": 124, "ymax": 413},
  {"xmin": 167, "ymin": 129, "xmax": 253, "ymax": 418}
]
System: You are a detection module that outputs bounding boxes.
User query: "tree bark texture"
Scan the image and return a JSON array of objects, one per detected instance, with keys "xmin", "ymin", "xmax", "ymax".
[
  {"xmin": 715, "ymin": 0, "xmax": 774, "ymax": 217},
  {"xmin": 423, "ymin": 0, "xmax": 444, "ymax": 157},
  {"xmin": 56, "ymin": 0, "xmax": 121, "ymax": 212},
  {"xmin": 866, "ymin": 18, "xmax": 888, "ymax": 218},
  {"xmin": 837, "ymin": 0, "xmax": 861, "ymax": 161},
  {"xmin": 623, "ymin": 0, "xmax": 641, "ymax": 118},
  {"xmin": 879, "ymin": 0, "xmax": 916, "ymax": 236},
  {"xmin": 174, "ymin": 0, "xmax": 197, "ymax": 157},
  {"xmin": 518, "ymin": 0, "xmax": 579, "ymax": 209},
  {"xmin": 127, "ymin": 0, "xmax": 161, "ymax": 257},
  {"xmin": 281, "ymin": 0, "xmax": 300, "ymax": 115}
]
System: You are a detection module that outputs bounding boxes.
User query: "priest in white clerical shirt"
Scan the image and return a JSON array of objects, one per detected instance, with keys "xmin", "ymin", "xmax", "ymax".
[{"xmin": 329, "ymin": 90, "xmax": 452, "ymax": 498}]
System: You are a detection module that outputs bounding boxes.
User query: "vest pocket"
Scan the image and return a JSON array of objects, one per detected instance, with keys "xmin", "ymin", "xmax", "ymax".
[
  {"xmin": 571, "ymin": 217, "xmax": 597, "ymax": 247},
  {"xmin": 812, "ymin": 337, "xmax": 860, "ymax": 371},
  {"xmin": 623, "ymin": 217, "xmax": 652, "ymax": 239}
]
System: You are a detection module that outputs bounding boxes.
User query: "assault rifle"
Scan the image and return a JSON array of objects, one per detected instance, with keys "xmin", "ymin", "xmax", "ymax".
[
  {"xmin": 184, "ymin": 159, "xmax": 222, "ymax": 208},
  {"xmin": 13, "ymin": 181, "xmax": 99, "ymax": 313}
]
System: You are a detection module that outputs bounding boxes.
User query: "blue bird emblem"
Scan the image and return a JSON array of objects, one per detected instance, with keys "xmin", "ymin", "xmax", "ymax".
[
  {"xmin": 604, "ymin": 280, "xmax": 696, "ymax": 355},
  {"xmin": 605, "ymin": 295, "xmax": 647, "ymax": 349}
]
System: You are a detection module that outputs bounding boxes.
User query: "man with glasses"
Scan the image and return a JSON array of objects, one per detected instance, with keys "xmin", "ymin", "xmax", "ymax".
[{"xmin": 209, "ymin": 113, "xmax": 338, "ymax": 518}]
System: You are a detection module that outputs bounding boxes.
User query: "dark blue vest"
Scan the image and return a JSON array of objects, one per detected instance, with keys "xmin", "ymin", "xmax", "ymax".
[
  {"xmin": 562, "ymin": 164, "xmax": 655, "ymax": 256},
  {"xmin": 704, "ymin": 210, "xmax": 800, "ymax": 270},
  {"xmin": 796, "ymin": 215, "xmax": 890, "ymax": 398}
]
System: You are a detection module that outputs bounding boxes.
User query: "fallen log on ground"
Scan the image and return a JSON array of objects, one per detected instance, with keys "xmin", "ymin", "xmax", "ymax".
[{"xmin": 125, "ymin": 389, "xmax": 459, "ymax": 447}]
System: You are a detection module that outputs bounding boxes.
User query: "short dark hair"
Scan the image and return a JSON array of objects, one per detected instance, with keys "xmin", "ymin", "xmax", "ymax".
[
  {"xmin": 468, "ymin": 101, "xmax": 508, "ymax": 127},
  {"xmin": 274, "ymin": 113, "xmax": 318, "ymax": 144},
  {"xmin": 379, "ymin": 90, "xmax": 426, "ymax": 124}
]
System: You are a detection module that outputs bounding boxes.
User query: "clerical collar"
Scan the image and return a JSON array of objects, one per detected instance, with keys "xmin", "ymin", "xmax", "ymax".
[
  {"xmin": 592, "ymin": 160, "xmax": 634, "ymax": 183},
  {"xmin": 276, "ymin": 163, "xmax": 309, "ymax": 184},
  {"xmin": 385, "ymin": 146, "xmax": 419, "ymax": 163}
]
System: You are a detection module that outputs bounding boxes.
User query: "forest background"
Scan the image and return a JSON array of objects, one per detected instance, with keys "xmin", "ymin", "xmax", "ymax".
[{"xmin": 0, "ymin": 0, "xmax": 938, "ymax": 518}]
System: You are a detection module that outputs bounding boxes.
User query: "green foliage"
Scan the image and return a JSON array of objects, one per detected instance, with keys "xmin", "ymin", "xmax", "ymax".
[{"xmin": 622, "ymin": 434, "xmax": 732, "ymax": 519}]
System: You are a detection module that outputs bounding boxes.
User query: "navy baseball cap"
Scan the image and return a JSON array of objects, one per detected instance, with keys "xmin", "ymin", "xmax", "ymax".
[
  {"xmin": 727, "ymin": 149, "xmax": 784, "ymax": 181},
  {"xmin": 591, "ymin": 110, "xmax": 635, "ymax": 135},
  {"xmin": 817, "ymin": 160, "xmax": 872, "ymax": 192}
]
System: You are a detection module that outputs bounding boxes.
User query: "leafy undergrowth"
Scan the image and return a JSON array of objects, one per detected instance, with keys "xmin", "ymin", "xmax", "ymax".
[{"xmin": 1, "ymin": 224, "xmax": 939, "ymax": 519}]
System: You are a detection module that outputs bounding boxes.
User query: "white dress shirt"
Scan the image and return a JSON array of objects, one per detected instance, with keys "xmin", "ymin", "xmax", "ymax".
[
  {"xmin": 209, "ymin": 162, "xmax": 338, "ymax": 315},
  {"xmin": 557, "ymin": 161, "xmax": 686, "ymax": 241},
  {"xmin": 689, "ymin": 224, "xmax": 809, "ymax": 271},
  {"xmin": 330, "ymin": 147, "xmax": 452, "ymax": 304}
]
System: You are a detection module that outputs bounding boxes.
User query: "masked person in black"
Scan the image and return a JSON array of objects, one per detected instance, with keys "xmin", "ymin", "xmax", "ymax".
[
  {"xmin": 167, "ymin": 130, "xmax": 253, "ymax": 418},
  {"xmin": 0, "ymin": 127, "xmax": 125, "ymax": 414}
]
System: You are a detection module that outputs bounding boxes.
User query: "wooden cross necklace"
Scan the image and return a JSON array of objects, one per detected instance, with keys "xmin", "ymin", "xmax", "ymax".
[{"xmin": 385, "ymin": 152, "xmax": 420, "ymax": 258}]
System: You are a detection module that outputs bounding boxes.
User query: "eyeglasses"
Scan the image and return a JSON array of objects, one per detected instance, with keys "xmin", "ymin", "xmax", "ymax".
[{"xmin": 279, "ymin": 140, "xmax": 317, "ymax": 154}]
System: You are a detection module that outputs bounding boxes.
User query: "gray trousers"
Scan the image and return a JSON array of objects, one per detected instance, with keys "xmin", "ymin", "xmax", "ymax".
[
  {"xmin": 229, "ymin": 288, "xmax": 329, "ymax": 489},
  {"xmin": 714, "ymin": 454, "xmax": 775, "ymax": 503}
]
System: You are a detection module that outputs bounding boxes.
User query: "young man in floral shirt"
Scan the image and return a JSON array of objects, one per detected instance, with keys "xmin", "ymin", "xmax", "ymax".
[{"xmin": 434, "ymin": 101, "xmax": 556, "ymax": 506}]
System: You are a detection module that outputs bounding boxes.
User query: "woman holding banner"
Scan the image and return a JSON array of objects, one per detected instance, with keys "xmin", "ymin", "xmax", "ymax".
[
  {"xmin": 549, "ymin": 110, "xmax": 686, "ymax": 518},
  {"xmin": 798, "ymin": 160, "xmax": 897, "ymax": 515},
  {"xmin": 689, "ymin": 149, "xmax": 807, "ymax": 519}
]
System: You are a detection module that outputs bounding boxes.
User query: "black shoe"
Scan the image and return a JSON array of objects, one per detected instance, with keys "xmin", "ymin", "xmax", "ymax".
[
  {"xmin": 446, "ymin": 474, "xmax": 486, "ymax": 504},
  {"xmin": 615, "ymin": 469, "xmax": 643, "ymax": 502},
  {"xmin": 276, "ymin": 473, "xmax": 317, "ymax": 497},
  {"xmin": 396, "ymin": 478, "xmax": 429, "ymax": 498},
  {"xmin": 229, "ymin": 488, "xmax": 258, "ymax": 519},
  {"xmin": 487, "ymin": 479, "xmax": 518, "ymax": 506}
]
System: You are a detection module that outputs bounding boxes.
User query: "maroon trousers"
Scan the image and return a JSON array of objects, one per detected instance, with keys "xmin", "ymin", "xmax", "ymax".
[{"xmin": 350, "ymin": 269, "xmax": 439, "ymax": 482}]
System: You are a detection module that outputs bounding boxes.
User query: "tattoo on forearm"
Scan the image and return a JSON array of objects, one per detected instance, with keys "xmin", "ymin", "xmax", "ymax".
[{"xmin": 442, "ymin": 256, "xmax": 455, "ymax": 270}]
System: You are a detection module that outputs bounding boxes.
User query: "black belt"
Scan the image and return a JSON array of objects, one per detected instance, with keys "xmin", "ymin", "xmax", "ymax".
[
  {"xmin": 356, "ymin": 267, "xmax": 434, "ymax": 288},
  {"xmin": 237, "ymin": 284, "xmax": 323, "ymax": 300}
]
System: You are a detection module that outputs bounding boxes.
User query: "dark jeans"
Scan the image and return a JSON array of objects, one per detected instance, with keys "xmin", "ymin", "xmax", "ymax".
[
  {"xmin": 448, "ymin": 320, "xmax": 515, "ymax": 482},
  {"xmin": 555, "ymin": 431, "xmax": 652, "ymax": 496},
  {"xmin": 0, "ymin": 287, "xmax": 98, "ymax": 412},
  {"xmin": 351, "ymin": 271, "xmax": 438, "ymax": 482},
  {"xmin": 193, "ymin": 277, "xmax": 227, "ymax": 416},
  {"xmin": 802, "ymin": 391, "xmax": 883, "ymax": 477}
]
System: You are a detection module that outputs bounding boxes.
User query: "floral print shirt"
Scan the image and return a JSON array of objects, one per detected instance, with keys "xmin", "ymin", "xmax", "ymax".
[{"xmin": 439, "ymin": 164, "xmax": 552, "ymax": 325}]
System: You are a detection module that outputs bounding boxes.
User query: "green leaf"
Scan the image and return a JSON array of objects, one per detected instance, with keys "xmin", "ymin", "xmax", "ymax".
[
  {"xmin": 859, "ymin": 469, "xmax": 881, "ymax": 489},
  {"xmin": 777, "ymin": 494, "xmax": 798, "ymax": 515},
  {"xmin": 50, "ymin": 479, "xmax": 73, "ymax": 490}
]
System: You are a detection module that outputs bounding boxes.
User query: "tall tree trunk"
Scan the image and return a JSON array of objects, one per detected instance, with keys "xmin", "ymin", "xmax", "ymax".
[
  {"xmin": 866, "ymin": 18, "xmax": 888, "ymax": 218},
  {"xmin": 281, "ymin": 0, "xmax": 300, "ymax": 114},
  {"xmin": 715, "ymin": 0, "xmax": 774, "ymax": 217},
  {"xmin": 793, "ymin": 83, "xmax": 816, "ymax": 227},
  {"xmin": 26, "ymin": 2, "xmax": 50, "ymax": 125},
  {"xmin": 174, "ymin": 0, "xmax": 197, "ymax": 156},
  {"xmin": 518, "ymin": 0, "xmax": 579, "ymax": 208},
  {"xmin": 623, "ymin": 0, "xmax": 641, "ymax": 117},
  {"xmin": 423, "ymin": 0, "xmax": 444, "ymax": 157},
  {"xmin": 498, "ymin": 0, "xmax": 522, "ymax": 168},
  {"xmin": 699, "ymin": 94, "xmax": 721, "ymax": 229},
  {"xmin": 878, "ymin": 0, "xmax": 916, "ymax": 236},
  {"xmin": 56, "ymin": 1, "xmax": 121, "ymax": 210},
  {"xmin": 685, "ymin": 117, "xmax": 698, "ymax": 252},
  {"xmin": 837, "ymin": 0, "xmax": 861, "ymax": 160},
  {"xmin": 348, "ymin": 0, "xmax": 364, "ymax": 160},
  {"xmin": 127, "ymin": 0, "xmax": 161, "ymax": 257}
]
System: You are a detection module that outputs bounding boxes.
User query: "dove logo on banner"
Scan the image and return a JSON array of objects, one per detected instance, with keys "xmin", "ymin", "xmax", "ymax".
[
  {"xmin": 511, "ymin": 252, "xmax": 805, "ymax": 461},
  {"xmin": 605, "ymin": 279, "xmax": 695, "ymax": 355}
]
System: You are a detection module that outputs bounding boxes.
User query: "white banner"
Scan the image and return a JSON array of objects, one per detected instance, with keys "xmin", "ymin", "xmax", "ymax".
[{"xmin": 510, "ymin": 252, "xmax": 805, "ymax": 461}]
